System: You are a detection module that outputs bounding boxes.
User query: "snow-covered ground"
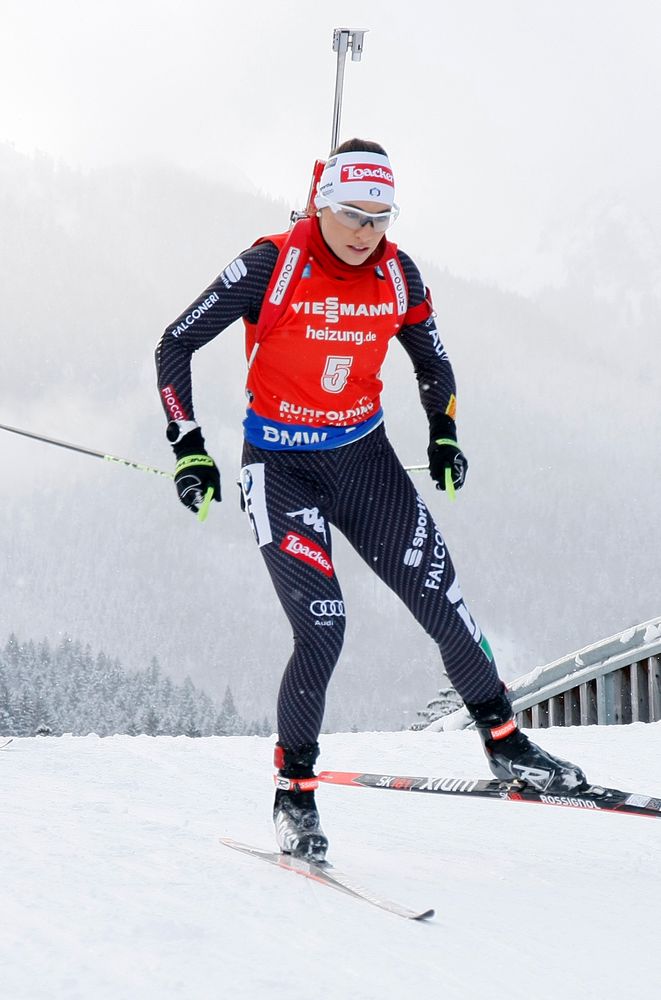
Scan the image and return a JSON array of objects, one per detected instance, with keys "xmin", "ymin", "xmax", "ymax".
[{"xmin": 3, "ymin": 724, "xmax": 661, "ymax": 1000}]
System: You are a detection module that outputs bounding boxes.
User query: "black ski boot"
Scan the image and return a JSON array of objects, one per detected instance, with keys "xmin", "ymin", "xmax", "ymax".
[
  {"xmin": 466, "ymin": 688, "xmax": 587, "ymax": 793},
  {"xmin": 273, "ymin": 742, "xmax": 329, "ymax": 863}
]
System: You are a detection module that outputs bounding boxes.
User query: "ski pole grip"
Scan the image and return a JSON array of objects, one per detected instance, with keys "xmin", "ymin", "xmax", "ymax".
[{"xmin": 445, "ymin": 467, "xmax": 456, "ymax": 501}]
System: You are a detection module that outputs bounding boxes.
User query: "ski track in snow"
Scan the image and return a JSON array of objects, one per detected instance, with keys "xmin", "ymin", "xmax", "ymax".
[{"xmin": 2, "ymin": 726, "xmax": 661, "ymax": 1000}]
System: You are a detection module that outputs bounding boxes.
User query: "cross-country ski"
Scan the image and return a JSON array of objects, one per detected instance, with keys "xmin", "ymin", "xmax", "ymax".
[
  {"xmin": 318, "ymin": 769, "xmax": 661, "ymax": 820},
  {"xmin": 221, "ymin": 837, "xmax": 435, "ymax": 921}
]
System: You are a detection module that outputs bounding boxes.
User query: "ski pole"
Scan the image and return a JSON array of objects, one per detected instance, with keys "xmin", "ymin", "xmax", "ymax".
[
  {"xmin": 403, "ymin": 462, "xmax": 456, "ymax": 501},
  {"xmin": 0, "ymin": 421, "xmax": 172, "ymax": 479},
  {"xmin": 197, "ymin": 487, "xmax": 215, "ymax": 523},
  {"xmin": 0, "ymin": 421, "xmax": 217, "ymax": 522}
]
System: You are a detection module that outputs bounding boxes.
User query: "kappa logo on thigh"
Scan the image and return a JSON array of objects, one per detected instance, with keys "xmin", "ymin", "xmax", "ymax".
[
  {"xmin": 286, "ymin": 506, "xmax": 328, "ymax": 543},
  {"xmin": 280, "ymin": 532, "xmax": 334, "ymax": 578}
]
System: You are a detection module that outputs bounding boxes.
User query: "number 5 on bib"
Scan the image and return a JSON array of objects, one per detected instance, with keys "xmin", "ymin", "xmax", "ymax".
[{"xmin": 322, "ymin": 355, "xmax": 353, "ymax": 393}]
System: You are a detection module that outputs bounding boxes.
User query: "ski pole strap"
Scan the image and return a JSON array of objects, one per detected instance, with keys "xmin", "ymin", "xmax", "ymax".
[{"xmin": 174, "ymin": 454, "xmax": 216, "ymax": 474}]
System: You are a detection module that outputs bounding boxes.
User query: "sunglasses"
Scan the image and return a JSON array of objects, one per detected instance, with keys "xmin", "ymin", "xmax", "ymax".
[{"xmin": 317, "ymin": 195, "xmax": 400, "ymax": 232}]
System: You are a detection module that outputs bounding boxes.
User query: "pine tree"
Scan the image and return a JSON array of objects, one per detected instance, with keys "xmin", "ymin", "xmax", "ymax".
[
  {"xmin": 411, "ymin": 681, "xmax": 464, "ymax": 731},
  {"xmin": 141, "ymin": 706, "xmax": 162, "ymax": 736},
  {"xmin": 261, "ymin": 715, "xmax": 273, "ymax": 737},
  {"xmin": 216, "ymin": 686, "xmax": 244, "ymax": 736}
]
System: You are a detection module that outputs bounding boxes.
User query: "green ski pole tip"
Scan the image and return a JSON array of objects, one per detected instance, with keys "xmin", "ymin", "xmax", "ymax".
[
  {"xmin": 197, "ymin": 487, "xmax": 215, "ymax": 523},
  {"xmin": 445, "ymin": 467, "xmax": 456, "ymax": 501}
]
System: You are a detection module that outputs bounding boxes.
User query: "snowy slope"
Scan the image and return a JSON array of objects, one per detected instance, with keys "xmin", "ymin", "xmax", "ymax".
[{"xmin": 3, "ymin": 725, "xmax": 661, "ymax": 1000}]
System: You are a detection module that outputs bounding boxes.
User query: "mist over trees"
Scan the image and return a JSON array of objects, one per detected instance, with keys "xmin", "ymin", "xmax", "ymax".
[{"xmin": 1, "ymin": 142, "xmax": 659, "ymax": 732}]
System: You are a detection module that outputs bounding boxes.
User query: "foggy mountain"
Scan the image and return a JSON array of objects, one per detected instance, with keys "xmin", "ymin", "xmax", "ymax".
[
  {"xmin": 1, "ymin": 142, "xmax": 658, "ymax": 731},
  {"xmin": 535, "ymin": 187, "xmax": 661, "ymax": 373}
]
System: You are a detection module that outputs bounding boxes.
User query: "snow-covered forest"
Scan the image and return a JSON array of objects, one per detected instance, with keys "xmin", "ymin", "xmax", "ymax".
[{"xmin": 0, "ymin": 635, "xmax": 270, "ymax": 737}]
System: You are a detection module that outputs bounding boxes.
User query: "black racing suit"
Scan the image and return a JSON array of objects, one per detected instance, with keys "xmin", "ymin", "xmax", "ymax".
[{"xmin": 156, "ymin": 240, "xmax": 503, "ymax": 747}]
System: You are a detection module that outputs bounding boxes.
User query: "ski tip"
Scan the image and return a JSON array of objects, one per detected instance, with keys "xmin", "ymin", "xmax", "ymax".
[{"xmin": 413, "ymin": 908, "xmax": 436, "ymax": 921}]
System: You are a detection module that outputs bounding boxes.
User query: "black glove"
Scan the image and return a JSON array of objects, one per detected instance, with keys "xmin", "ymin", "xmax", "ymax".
[
  {"xmin": 168, "ymin": 425, "xmax": 221, "ymax": 514},
  {"xmin": 427, "ymin": 413, "xmax": 468, "ymax": 492}
]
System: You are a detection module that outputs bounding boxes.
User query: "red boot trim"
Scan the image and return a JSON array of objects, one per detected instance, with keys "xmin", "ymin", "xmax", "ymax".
[
  {"xmin": 490, "ymin": 719, "xmax": 517, "ymax": 741},
  {"xmin": 274, "ymin": 775, "xmax": 319, "ymax": 792}
]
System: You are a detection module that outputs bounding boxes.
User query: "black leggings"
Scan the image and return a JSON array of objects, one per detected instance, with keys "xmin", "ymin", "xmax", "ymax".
[{"xmin": 240, "ymin": 425, "xmax": 502, "ymax": 748}]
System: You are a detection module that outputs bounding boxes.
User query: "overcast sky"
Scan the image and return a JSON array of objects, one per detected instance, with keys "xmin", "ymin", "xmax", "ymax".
[{"xmin": 3, "ymin": 0, "xmax": 661, "ymax": 289}]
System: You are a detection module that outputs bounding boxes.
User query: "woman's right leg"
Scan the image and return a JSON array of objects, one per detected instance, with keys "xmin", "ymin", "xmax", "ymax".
[
  {"xmin": 240, "ymin": 443, "xmax": 343, "ymax": 860},
  {"xmin": 240, "ymin": 444, "xmax": 345, "ymax": 750}
]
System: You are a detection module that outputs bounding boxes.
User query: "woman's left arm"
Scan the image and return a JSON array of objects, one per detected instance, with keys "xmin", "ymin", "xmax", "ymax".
[
  {"xmin": 395, "ymin": 250, "xmax": 457, "ymax": 422},
  {"xmin": 396, "ymin": 251, "xmax": 468, "ymax": 491}
]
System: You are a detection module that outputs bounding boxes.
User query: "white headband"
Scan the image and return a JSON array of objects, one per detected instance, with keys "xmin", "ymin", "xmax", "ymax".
[{"xmin": 314, "ymin": 151, "xmax": 395, "ymax": 209}]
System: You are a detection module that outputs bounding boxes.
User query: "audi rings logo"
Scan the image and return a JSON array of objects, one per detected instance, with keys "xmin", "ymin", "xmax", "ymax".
[{"xmin": 309, "ymin": 600, "xmax": 345, "ymax": 617}]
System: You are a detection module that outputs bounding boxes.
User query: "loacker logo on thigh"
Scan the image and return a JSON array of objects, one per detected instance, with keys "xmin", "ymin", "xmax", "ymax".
[{"xmin": 280, "ymin": 532, "xmax": 334, "ymax": 578}]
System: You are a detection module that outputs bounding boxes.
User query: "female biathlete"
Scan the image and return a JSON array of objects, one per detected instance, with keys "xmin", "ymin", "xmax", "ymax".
[{"xmin": 156, "ymin": 139, "xmax": 586, "ymax": 861}]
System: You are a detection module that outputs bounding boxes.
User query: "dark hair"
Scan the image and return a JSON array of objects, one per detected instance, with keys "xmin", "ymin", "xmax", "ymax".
[{"xmin": 330, "ymin": 138, "xmax": 388, "ymax": 157}]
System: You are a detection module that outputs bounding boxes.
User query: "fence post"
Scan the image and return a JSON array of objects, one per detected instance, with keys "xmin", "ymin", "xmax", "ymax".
[{"xmin": 649, "ymin": 656, "xmax": 661, "ymax": 721}]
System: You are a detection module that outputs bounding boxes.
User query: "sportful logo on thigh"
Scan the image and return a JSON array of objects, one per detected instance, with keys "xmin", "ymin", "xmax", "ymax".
[
  {"xmin": 280, "ymin": 532, "xmax": 334, "ymax": 578},
  {"xmin": 403, "ymin": 493, "xmax": 429, "ymax": 569},
  {"xmin": 240, "ymin": 463, "xmax": 272, "ymax": 547},
  {"xmin": 403, "ymin": 548, "xmax": 423, "ymax": 567}
]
